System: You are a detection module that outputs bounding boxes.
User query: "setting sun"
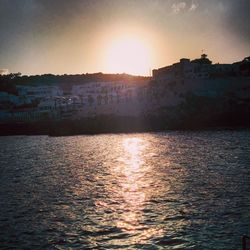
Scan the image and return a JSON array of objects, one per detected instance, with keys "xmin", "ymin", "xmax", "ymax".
[{"xmin": 104, "ymin": 36, "xmax": 152, "ymax": 76}]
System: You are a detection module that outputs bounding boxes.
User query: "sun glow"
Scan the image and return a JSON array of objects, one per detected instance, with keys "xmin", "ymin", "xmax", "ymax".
[{"xmin": 104, "ymin": 36, "xmax": 152, "ymax": 76}]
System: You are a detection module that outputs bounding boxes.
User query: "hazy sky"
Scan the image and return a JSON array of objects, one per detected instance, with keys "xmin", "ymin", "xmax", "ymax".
[{"xmin": 0, "ymin": 0, "xmax": 249, "ymax": 75}]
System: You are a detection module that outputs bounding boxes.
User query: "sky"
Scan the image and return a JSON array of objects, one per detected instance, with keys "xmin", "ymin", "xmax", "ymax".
[{"xmin": 0, "ymin": 0, "xmax": 249, "ymax": 76}]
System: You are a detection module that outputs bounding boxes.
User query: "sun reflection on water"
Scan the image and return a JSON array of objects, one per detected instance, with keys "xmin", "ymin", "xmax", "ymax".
[
  {"xmin": 1, "ymin": 134, "xmax": 248, "ymax": 249},
  {"xmin": 115, "ymin": 137, "xmax": 164, "ymax": 241}
]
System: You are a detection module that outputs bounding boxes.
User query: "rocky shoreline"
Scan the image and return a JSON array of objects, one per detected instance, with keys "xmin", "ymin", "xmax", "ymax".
[{"xmin": 1, "ymin": 114, "xmax": 249, "ymax": 136}]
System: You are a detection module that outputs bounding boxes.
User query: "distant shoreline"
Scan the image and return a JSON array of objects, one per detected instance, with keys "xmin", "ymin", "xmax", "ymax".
[{"xmin": 1, "ymin": 116, "xmax": 249, "ymax": 136}]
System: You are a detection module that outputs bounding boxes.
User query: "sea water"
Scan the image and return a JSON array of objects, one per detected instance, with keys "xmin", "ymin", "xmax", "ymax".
[{"xmin": 0, "ymin": 131, "xmax": 249, "ymax": 249}]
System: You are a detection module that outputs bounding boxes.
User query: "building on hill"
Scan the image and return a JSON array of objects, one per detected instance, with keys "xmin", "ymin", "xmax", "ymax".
[
  {"xmin": 0, "ymin": 92, "xmax": 21, "ymax": 105},
  {"xmin": 152, "ymin": 54, "xmax": 240, "ymax": 81},
  {"xmin": 16, "ymin": 85, "xmax": 63, "ymax": 101}
]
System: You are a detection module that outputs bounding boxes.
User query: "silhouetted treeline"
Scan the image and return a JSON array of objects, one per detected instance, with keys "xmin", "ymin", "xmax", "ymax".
[
  {"xmin": 0, "ymin": 73, "xmax": 21, "ymax": 95},
  {"xmin": 0, "ymin": 72, "xmax": 150, "ymax": 94}
]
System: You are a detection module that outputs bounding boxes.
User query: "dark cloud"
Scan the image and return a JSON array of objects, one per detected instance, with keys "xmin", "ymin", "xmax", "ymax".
[
  {"xmin": 1, "ymin": 0, "xmax": 249, "ymax": 42},
  {"xmin": 0, "ymin": 1, "xmax": 92, "ymax": 41},
  {"xmin": 225, "ymin": 0, "xmax": 250, "ymax": 43},
  {"xmin": 193, "ymin": 0, "xmax": 250, "ymax": 43}
]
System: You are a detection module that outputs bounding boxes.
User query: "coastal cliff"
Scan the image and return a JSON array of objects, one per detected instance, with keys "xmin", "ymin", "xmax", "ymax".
[{"xmin": 0, "ymin": 55, "xmax": 249, "ymax": 135}]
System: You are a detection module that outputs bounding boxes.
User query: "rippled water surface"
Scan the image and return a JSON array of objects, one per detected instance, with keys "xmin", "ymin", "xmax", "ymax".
[{"xmin": 0, "ymin": 131, "xmax": 250, "ymax": 249}]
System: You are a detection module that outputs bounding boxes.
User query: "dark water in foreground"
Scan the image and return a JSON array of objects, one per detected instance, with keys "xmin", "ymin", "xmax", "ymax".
[{"xmin": 0, "ymin": 131, "xmax": 249, "ymax": 250}]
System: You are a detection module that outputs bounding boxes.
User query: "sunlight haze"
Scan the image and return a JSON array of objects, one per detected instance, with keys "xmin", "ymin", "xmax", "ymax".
[{"xmin": 0, "ymin": 0, "xmax": 249, "ymax": 75}]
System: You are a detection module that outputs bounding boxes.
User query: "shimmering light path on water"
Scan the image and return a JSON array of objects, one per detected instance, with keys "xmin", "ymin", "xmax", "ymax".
[{"xmin": 0, "ymin": 131, "xmax": 249, "ymax": 249}]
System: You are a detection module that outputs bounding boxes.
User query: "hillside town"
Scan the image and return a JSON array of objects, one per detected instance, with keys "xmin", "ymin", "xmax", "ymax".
[{"xmin": 0, "ymin": 54, "xmax": 249, "ymax": 129}]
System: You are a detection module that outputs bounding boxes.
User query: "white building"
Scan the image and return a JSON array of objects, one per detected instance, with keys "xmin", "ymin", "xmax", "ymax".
[
  {"xmin": 16, "ymin": 85, "xmax": 63, "ymax": 102},
  {"xmin": 152, "ymin": 54, "xmax": 241, "ymax": 82},
  {"xmin": 0, "ymin": 92, "xmax": 22, "ymax": 105}
]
